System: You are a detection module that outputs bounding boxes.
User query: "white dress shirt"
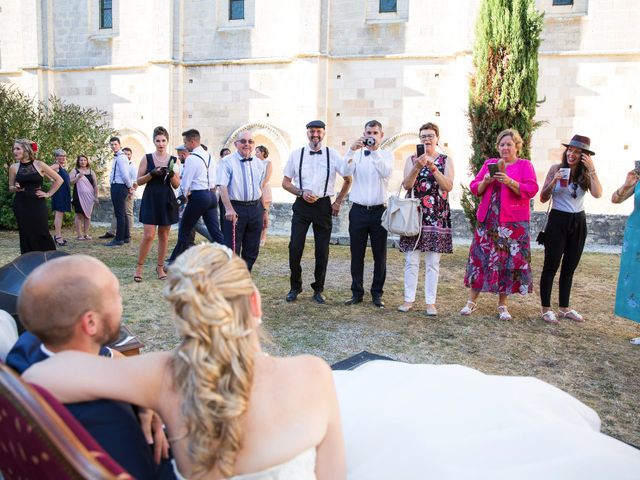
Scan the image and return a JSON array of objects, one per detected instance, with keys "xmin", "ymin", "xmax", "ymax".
[
  {"xmin": 218, "ymin": 151, "xmax": 266, "ymax": 201},
  {"xmin": 342, "ymin": 148, "xmax": 393, "ymax": 205},
  {"xmin": 110, "ymin": 150, "xmax": 132, "ymax": 187},
  {"xmin": 283, "ymin": 146, "xmax": 348, "ymax": 197},
  {"xmin": 128, "ymin": 161, "xmax": 138, "ymax": 186},
  {"xmin": 180, "ymin": 146, "xmax": 216, "ymax": 195}
]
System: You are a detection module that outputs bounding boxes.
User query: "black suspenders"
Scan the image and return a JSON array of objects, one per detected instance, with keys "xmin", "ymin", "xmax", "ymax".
[
  {"xmin": 298, "ymin": 147, "xmax": 331, "ymax": 197},
  {"xmin": 191, "ymin": 152, "xmax": 211, "ymax": 189}
]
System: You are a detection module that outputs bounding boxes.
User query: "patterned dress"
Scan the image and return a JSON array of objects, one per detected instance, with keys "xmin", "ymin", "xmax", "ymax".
[
  {"xmin": 614, "ymin": 183, "xmax": 640, "ymax": 323},
  {"xmin": 464, "ymin": 183, "xmax": 533, "ymax": 295},
  {"xmin": 399, "ymin": 154, "xmax": 453, "ymax": 253}
]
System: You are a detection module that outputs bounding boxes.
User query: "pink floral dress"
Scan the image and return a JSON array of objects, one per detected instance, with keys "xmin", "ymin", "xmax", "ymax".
[
  {"xmin": 399, "ymin": 154, "xmax": 453, "ymax": 253},
  {"xmin": 464, "ymin": 183, "xmax": 533, "ymax": 294}
]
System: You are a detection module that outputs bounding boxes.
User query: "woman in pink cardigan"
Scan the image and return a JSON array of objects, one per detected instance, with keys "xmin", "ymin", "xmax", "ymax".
[{"xmin": 460, "ymin": 129, "xmax": 539, "ymax": 320}]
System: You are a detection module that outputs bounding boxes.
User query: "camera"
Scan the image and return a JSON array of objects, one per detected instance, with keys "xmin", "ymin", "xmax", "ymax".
[{"xmin": 363, "ymin": 137, "xmax": 376, "ymax": 147}]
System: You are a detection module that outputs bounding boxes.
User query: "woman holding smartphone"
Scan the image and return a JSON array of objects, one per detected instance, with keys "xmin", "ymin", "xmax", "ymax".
[
  {"xmin": 461, "ymin": 129, "xmax": 539, "ymax": 320},
  {"xmin": 612, "ymin": 165, "xmax": 640, "ymax": 339},
  {"xmin": 538, "ymin": 135, "xmax": 602, "ymax": 323},
  {"xmin": 134, "ymin": 126, "xmax": 180, "ymax": 282},
  {"xmin": 397, "ymin": 122, "xmax": 454, "ymax": 316}
]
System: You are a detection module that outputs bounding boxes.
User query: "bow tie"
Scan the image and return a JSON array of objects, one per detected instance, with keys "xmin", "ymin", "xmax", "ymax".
[
  {"xmin": 240, "ymin": 157, "xmax": 253, "ymax": 162},
  {"xmin": 364, "ymin": 150, "xmax": 371, "ymax": 156},
  {"xmin": 309, "ymin": 150, "xmax": 322, "ymax": 155}
]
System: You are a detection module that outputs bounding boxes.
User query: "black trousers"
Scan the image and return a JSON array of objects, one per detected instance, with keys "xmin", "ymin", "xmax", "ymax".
[
  {"xmin": 289, "ymin": 196, "xmax": 332, "ymax": 292},
  {"xmin": 169, "ymin": 190, "xmax": 223, "ymax": 263},
  {"xmin": 110, "ymin": 183, "xmax": 130, "ymax": 242},
  {"xmin": 222, "ymin": 200, "xmax": 264, "ymax": 272},
  {"xmin": 539, "ymin": 209, "xmax": 587, "ymax": 308},
  {"xmin": 349, "ymin": 204, "xmax": 388, "ymax": 298}
]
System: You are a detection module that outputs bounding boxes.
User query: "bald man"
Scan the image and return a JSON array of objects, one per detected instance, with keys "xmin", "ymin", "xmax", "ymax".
[{"xmin": 6, "ymin": 255, "xmax": 174, "ymax": 479}]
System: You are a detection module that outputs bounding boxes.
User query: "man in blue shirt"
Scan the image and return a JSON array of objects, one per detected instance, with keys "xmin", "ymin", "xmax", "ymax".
[{"xmin": 6, "ymin": 255, "xmax": 174, "ymax": 479}]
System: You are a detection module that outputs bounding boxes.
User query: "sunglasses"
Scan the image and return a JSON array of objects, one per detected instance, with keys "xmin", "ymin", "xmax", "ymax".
[
  {"xmin": 237, "ymin": 139, "xmax": 255, "ymax": 145},
  {"xmin": 570, "ymin": 182, "xmax": 578, "ymax": 199}
]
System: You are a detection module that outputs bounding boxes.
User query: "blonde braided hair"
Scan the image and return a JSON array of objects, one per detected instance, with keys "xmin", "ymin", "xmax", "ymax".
[{"xmin": 164, "ymin": 243, "xmax": 257, "ymax": 477}]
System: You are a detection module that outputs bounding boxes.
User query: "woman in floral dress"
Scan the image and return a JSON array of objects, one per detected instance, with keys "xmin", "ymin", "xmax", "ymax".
[
  {"xmin": 398, "ymin": 122, "xmax": 454, "ymax": 316},
  {"xmin": 461, "ymin": 129, "xmax": 539, "ymax": 320}
]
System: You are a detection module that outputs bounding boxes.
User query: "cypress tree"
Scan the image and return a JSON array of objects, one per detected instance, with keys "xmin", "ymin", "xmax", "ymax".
[{"xmin": 462, "ymin": 0, "xmax": 544, "ymax": 228}]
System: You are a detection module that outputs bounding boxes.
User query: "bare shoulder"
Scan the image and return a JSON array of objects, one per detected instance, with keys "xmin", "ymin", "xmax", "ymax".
[
  {"xmin": 269, "ymin": 355, "xmax": 332, "ymax": 389},
  {"xmin": 9, "ymin": 162, "xmax": 18, "ymax": 172}
]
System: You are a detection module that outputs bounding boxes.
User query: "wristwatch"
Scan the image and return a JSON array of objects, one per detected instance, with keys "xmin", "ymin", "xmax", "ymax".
[{"xmin": 296, "ymin": 189, "xmax": 303, "ymax": 197}]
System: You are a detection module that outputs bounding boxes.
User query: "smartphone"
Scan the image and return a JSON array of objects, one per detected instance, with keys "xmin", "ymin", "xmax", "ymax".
[
  {"xmin": 635, "ymin": 160, "xmax": 640, "ymax": 175},
  {"xmin": 416, "ymin": 144, "xmax": 425, "ymax": 157},
  {"xmin": 487, "ymin": 163, "xmax": 499, "ymax": 177}
]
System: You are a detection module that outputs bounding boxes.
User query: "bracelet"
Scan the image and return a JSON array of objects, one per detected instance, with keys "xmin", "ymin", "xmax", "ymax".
[{"xmin": 588, "ymin": 170, "xmax": 596, "ymax": 176}]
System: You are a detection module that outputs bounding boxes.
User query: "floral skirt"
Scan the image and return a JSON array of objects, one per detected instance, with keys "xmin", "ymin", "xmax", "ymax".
[{"xmin": 464, "ymin": 217, "xmax": 533, "ymax": 295}]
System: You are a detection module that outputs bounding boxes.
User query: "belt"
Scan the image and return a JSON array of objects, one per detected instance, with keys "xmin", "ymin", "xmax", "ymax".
[
  {"xmin": 353, "ymin": 202, "xmax": 385, "ymax": 210},
  {"xmin": 231, "ymin": 200, "xmax": 259, "ymax": 206}
]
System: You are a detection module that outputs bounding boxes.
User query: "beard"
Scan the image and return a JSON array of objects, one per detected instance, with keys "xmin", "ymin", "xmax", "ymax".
[{"xmin": 96, "ymin": 316, "xmax": 121, "ymax": 346}]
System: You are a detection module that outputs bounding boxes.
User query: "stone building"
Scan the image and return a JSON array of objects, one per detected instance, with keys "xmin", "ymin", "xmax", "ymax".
[{"xmin": 0, "ymin": 0, "xmax": 638, "ymax": 214}]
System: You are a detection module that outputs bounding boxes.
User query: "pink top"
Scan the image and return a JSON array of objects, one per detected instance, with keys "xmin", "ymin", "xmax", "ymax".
[{"xmin": 470, "ymin": 158, "xmax": 539, "ymax": 223}]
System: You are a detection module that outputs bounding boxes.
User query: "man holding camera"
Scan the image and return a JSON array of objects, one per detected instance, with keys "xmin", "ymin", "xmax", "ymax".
[
  {"xmin": 282, "ymin": 120, "xmax": 352, "ymax": 304},
  {"xmin": 167, "ymin": 129, "xmax": 223, "ymax": 264},
  {"xmin": 342, "ymin": 120, "xmax": 393, "ymax": 308}
]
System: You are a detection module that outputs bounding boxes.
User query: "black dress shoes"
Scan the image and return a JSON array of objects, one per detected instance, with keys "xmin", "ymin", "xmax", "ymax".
[
  {"xmin": 103, "ymin": 240, "xmax": 124, "ymax": 247},
  {"xmin": 372, "ymin": 297, "xmax": 385, "ymax": 308},
  {"xmin": 99, "ymin": 232, "xmax": 115, "ymax": 239},
  {"xmin": 286, "ymin": 289, "xmax": 301, "ymax": 302},
  {"xmin": 312, "ymin": 291, "xmax": 326, "ymax": 304},
  {"xmin": 344, "ymin": 296, "xmax": 363, "ymax": 306}
]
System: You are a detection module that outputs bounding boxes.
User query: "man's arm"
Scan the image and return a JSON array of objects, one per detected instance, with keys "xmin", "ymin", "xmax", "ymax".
[{"xmin": 332, "ymin": 176, "xmax": 352, "ymax": 216}]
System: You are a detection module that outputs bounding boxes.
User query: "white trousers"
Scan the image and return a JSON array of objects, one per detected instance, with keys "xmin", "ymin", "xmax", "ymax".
[{"xmin": 404, "ymin": 251, "xmax": 442, "ymax": 304}]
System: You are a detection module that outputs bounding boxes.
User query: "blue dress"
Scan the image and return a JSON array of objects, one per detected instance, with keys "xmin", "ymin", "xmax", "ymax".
[
  {"xmin": 615, "ymin": 183, "xmax": 640, "ymax": 323},
  {"xmin": 50, "ymin": 165, "xmax": 71, "ymax": 212}
]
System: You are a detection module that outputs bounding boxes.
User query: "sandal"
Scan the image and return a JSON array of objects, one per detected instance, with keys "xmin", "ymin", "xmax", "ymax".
[
  {"xmin": 397, "ymin": 302, "xmax": 414, "ymax": 313},
  {"xmin": 134, "ymin": 264, "xmax": 144, "ymax": 283},
  {"xmin": 460, "ymin": 300, "xmax": 477, "ymax": 316},
  {"xmin": 541, "ymin": 311, "xmax": 559, "ymax": 324},
  {"xmin": 77, "ymin": 236, "xmax": 86, "ymax": 241},
  {"xmin": 498, "ymin": 305, "xmax": 512, "ymax": 321},
  {"xmin": 558, "ymin": 309, "xmax": 584, "ymax": 322},
  {"xmin": 83, "ymin": 234, "xmax": 92, "ymax": 240},
  {"xmin": 156, "ymin": 264, "xmax": 168, "ymax": 281},
  {"xmin": 54, "ymin": 236, "xmax": 67, "ymax": 246}
]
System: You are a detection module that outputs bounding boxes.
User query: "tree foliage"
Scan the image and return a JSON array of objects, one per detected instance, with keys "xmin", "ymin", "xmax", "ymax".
[
  {"xmin": 462, "ymin": 0, "xmax": 544, "ymax": 229},
  {"xmin": 0, "ymin": 85, "xmax": 114, "ymax": 229}
]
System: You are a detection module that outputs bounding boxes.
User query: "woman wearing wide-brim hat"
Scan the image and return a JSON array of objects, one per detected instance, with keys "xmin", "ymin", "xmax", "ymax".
[{"xmin": 538, "ymin": 134, "xmax": 602, "ymax": 323}]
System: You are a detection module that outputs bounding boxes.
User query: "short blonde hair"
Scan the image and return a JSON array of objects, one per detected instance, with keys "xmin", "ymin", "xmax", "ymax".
[
  {"xmin": 18, "ymin": 256, "xmax": 109, "ymax": 347},
  {"xmin": 165, "ymin": 244, "xmax": 257, "ymax": 477},
  {"xmin": 496, "ymin": 129, "xmax": 524, "ymax": 154}
]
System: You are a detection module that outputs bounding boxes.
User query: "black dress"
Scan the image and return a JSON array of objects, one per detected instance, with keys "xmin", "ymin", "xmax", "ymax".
[
  {"xmin": 139, "ymin": 154, "xmax": 179, "ymax": 226},
  {"xmin": 13, "ymin": 161, "xmax": 56, "ymax": 254}
]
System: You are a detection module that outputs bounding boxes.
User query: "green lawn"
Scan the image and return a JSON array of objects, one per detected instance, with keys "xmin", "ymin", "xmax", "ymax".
[{"xmin": 1, "ymin": 228, "xmax": 638, "ymax": 446}]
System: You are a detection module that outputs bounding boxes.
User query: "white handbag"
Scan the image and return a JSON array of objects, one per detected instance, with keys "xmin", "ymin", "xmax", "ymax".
[{"xmin": 381, "ymin": 185, "xmax": 422, "ymax": 237}]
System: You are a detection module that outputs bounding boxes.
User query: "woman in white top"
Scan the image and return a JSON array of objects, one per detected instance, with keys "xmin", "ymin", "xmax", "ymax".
[
  {"xmin": 538, "ymin": 135, "xmax": 602, "ymax": 323},
  {"xmin": 24, "ymin": 243, "xmax": 345, "ymax": 480},
  {"xmin": 256, "ymin": 145, "xmax": 273, "ymax": 247}
]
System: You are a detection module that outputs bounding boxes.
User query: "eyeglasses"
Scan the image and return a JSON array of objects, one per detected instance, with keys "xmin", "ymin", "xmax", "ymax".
[
  {"xmin": 570, "ymin": 182, "xmax": 578, "ymax": 199},
  {"xmin": 237, "ymin": 139, "xmax": 255, "ymax": 145},
  {"xmin": 420, "ymin": 134, "xmax": 437, "ymax": 140}
]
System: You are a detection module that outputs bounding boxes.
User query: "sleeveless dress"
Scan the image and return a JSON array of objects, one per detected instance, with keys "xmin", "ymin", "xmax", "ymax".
[
  {"xmin": 614, "ymin": 183, "xmax": 640, "ymax": 322},
  {"xmin": 139, "ymin": 154, "xmax": 179, "ymax": 226},
  {"xmin": 72, "ymin": 168, "xmax": 96, "ymax": 217},
  {"xmin": 334, "ymin": 360, "xmax": 640, "ymax": 479},
  {"xmin": 398, "ymin": 154, "xmax": 453, "ymax": 253},
  {"xmin": 261, "ymin": 159, "xmax": 273, "ymax": 206},
  {"xmin": 464, "ymin": 183, "xmax": 533, "ymax": 294},
  {"xmin": 171, "ymin": 448, "xmax": 316, "ymax": 480},
  {"xmin": 50, "ymin": 165, "xmax": 71, "ymax": 212},
  {"xmin": 13, "ymin": 161, "xmax": 56, "ymax": 254}
]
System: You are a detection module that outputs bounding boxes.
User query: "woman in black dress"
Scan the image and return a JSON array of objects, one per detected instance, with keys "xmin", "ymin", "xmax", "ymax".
[
  {"xmin": 50, "ymin": 148, "xmax": 72, "ymax": 246},
  {"xmin": 134, "ymin": 126, "xmax": 180, "ymax": 282},
  {"xmin": 8, "ymin": 139, "xmax": 63, "ymax": 254}
]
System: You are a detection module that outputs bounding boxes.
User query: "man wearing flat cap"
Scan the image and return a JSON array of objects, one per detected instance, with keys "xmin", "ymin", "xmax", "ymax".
[{"xmin": 282, "ymin": 120, "xmax": 352, "ymax": 304}]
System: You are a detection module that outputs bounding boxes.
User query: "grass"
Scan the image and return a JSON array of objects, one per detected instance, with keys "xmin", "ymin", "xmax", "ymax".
[{"xmin": 1, "ymin": 227, "xmax": 639, "ymax": 446}]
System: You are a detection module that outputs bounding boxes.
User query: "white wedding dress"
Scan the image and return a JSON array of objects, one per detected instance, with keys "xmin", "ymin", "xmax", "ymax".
[{"xmin": 333, "ymin": 361, "xmax": 640, "ymax": 480}]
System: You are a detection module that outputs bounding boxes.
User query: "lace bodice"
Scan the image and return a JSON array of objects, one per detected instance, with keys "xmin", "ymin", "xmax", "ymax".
[{"xmin": 172, "ymin": 448, "xmax": 316, "ymax": 480}]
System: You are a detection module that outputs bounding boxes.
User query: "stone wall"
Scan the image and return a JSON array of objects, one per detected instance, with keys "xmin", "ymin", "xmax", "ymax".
[{"xmin": 93, "ymin": 198, "xmax": 628, "ymax": 247}]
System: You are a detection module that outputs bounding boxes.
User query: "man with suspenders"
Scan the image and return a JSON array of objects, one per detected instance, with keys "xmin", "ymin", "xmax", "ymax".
[
  {"xmin": 282, "ymin": 120, "xmax": 352, "ymax": 304},
  {"xmin": 219, "ymin": 130, "xmax": 266, "ymax": 272},
  {"xmin": 167, "ymin": 129, "xmax": 224, "ymax": 264}
]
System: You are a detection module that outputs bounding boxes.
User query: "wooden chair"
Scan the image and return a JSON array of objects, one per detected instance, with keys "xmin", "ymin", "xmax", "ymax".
[{"xmin": 0, "ymin": 363, "xmax": 131, "ymax": 479}]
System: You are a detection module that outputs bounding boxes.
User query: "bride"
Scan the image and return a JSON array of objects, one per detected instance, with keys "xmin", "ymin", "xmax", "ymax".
[{"xmin": 24, "ymin": 243, "xmax": 345, "ymax": 479}]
